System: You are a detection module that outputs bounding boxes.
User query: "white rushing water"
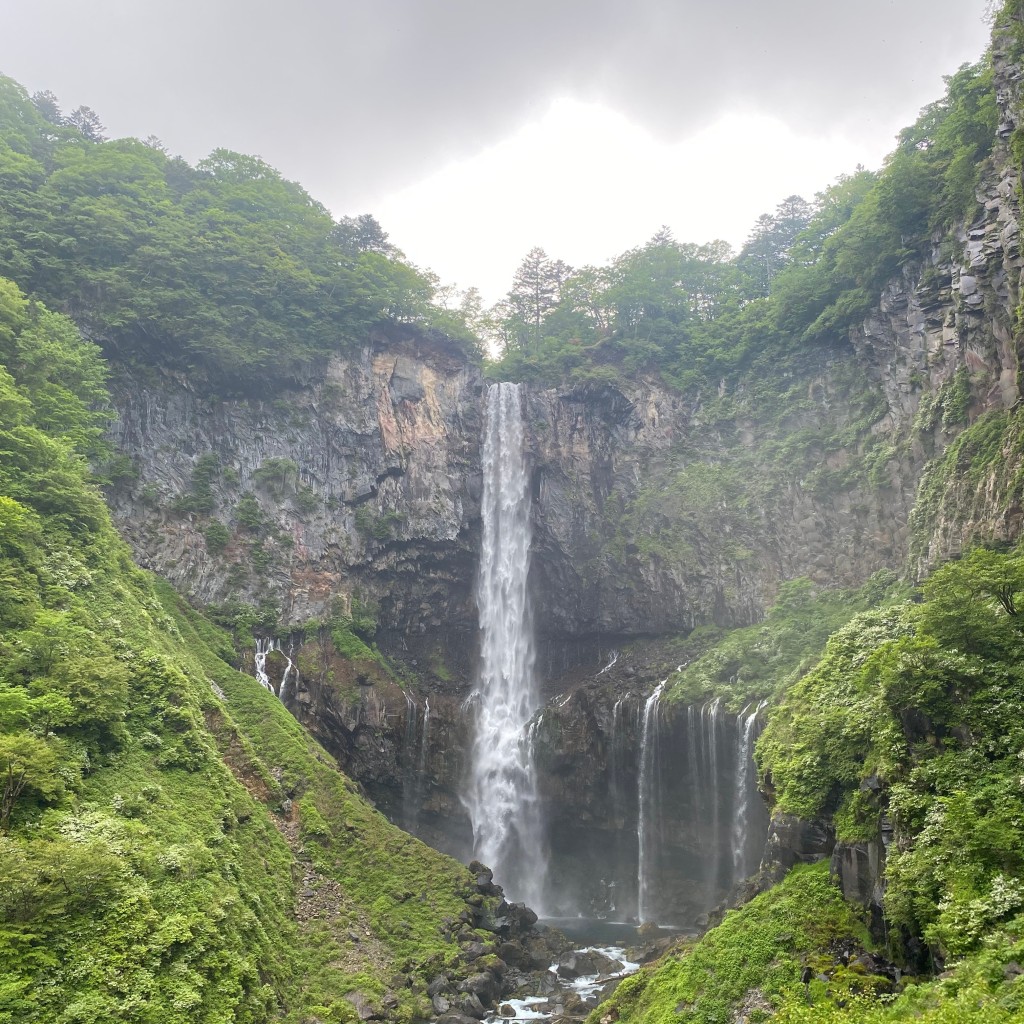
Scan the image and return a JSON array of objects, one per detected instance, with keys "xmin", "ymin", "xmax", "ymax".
[
  {"xmin": 254, "ymin": 638, "xmax": 295, "ymax": 701},
  {"xmin": 254, "ymin": 638, "xmax": 274, "ymax": 691},
  {"xmin": 731, "ymin": 700, "xmax": 766, "ymax": 882},
  {"xmin": 702, "ymin": 697, "xmax": 723, "ymax": 893},
  {"xmin": 277, "ymin": 642, "xmax": 295, "ymax": 702},
  {"xmin": 636, "ymin": 679, "xmax": 666, "ymax": 924},
  {"xmin": 463, "ymin": 382, "xmax": 546, "ymax": 908},
  {"xmin": 419, "ymin": 698, "xmax": 431, "ymax": 777}
]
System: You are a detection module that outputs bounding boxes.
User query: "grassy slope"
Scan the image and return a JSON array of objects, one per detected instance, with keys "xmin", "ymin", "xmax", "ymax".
[
  {"xmin": 0, "ymin": 277, "xmax": 478, "ymax": 1023},
  {"xmin": 594, "ymin": 863, "xmax": 1024, "ymax": 1024}
]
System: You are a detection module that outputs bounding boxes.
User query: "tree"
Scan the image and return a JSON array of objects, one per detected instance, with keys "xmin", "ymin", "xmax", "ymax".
[
  {"xmin": 738, "ymin": 195, "xmax": 812, "ymax": 297},
  {"xmin": 65, "ymin": 106, "xmax": 105, "ymax": 141},
  {"xmin": 30, "ymin": 90, "xmax": 62, "ymax": 126},
  {"xmin": 0, "ymin": 732, "xmax": 62, "ymax": 831},
  {"xmin": 331, "ymin": 213, "xmax": 399, "ymax": 257},
  {"xmin": 506, "ymin": 247, "xmax": 572, "ymax": 348}
]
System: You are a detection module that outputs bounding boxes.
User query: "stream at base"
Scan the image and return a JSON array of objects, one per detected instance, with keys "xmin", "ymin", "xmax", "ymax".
[
  {"xmin": 482, "ymin": 919, "xmax": 678, "ymax": 1023},
  {"xmin": 489, "ymin": 941, "xmax": 640, "ymax": 1022}
]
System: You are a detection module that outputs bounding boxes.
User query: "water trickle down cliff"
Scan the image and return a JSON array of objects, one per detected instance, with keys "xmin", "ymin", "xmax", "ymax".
[{"xmin": 462, "ymin": 382, "xmax": 547, "ymax": 908}]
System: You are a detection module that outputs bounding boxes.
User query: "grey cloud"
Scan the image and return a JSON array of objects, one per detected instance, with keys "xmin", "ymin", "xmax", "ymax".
[{"xmin": 3, "ymin": 0, "xmax": 992, "ymax": 210}]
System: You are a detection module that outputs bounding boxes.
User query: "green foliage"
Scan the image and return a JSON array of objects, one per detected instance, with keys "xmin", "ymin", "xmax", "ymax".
[
  {"xmin": 0, "ymin": 278, "xmax": 478, "ymax": 1022},
  {"xmin": 173, "ymin": 452, "xmax": 220, "ymax": 514},
  {"xmin": 0, "ymin": 76, "xmax": 471, "ymax": 386},
  {"xmin": 664, "ymin": 572, "xmax": 902, "ymax": 712},
  {"xmin": 234, "ymin": 493, "xmax": 264, "ymax": 530},
  {"xmin": 592, "ymin": 863, "xmax": 872, "ymax": 1024},
  {"xmin": 328, "ymin": 595, "xmax": 381, "ymax": 664},
  {"xmin": 353, "ymin": 506, "xmax": 403, "ymax": 543},
  {"xmin": 202, "ymin": 520, "xmax": 230, "ymax": 554},
  {"xmin": 253, "ymin": 457, "xmax": 298, "ymax": 496},
  {"xmin": 908, "ymin": 407, "xmax": 1024, "ymax": 557},
  {"xmin": 294, "ymin": 485, "xmax": 319, "ymax": 514},
  {"xmin": 758, "ymin": 545, "xmax": 1024, "ymax": 963}
]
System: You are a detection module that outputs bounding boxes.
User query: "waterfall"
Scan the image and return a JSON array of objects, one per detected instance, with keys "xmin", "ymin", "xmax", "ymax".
[
  {"xmin": 702, "ymin": 697, "xmax": 723, "ymax": 895},
  {"xmin": 278, "ymin": 642, "xmax": 295, "ymax": 702},
  {"xmin": 637, "ymin": 680, "xmax": 665, "ymax": 924},
  {"xmin": 254, "ymin": 639, "xmax": 274, "ymax": 691},
  {"xmin": 463, "ymin": 382, "xmax": 545, "ymax": 908},
  {"xmin": 401, "ymin": 696, "xmax": 432, "ymax": 832},
  {"xmin": 732, "ymin": 700, "xmax": 766, "ymax": 883},
  {"xmin": 598, "ymin": 649, "xmax": 619, "ymax": 675},
  {"xmin": 609, "ymin": 697, "xmax": 624, "ymax": 826},
  {"xmin": 419, "ymin": 698, "xmax": 431, "ymax": 778},
  {"xmin": 402, "ymin": 693, "xmax": 419, "ymax": 830},
  {"xmin": 253, "ymin": 638, "xmax": 296, "ymax": 702}
]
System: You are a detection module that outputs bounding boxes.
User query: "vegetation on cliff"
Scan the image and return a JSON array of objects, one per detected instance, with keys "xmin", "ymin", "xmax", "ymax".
[
  {"xmin": 0, "ymin": 80, "xmax": 482, "ymax": 386},
  {"xmin": 0, "ymin": 275, "xmax": 485, "ymax": 1022},
  {"xmin": 758, "ymin": 545, "xmax": 1024, "ymax": 963},
  {"xmin": 486, "ymin": 54, "xmax": 996, "ymax": 390},
  {"xmin": 597, "ymin": 542, "xmax": 1024, "ymax": 1024},
  {"xmin": 591, "ymin": 860, "xmax": 1024, "ymax": 1024},
  {"xmin": 662, "ymin": 571, "xmax": 903, "ymax": 713}
]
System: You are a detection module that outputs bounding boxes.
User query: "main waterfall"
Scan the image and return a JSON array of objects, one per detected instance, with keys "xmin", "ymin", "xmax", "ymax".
[{"xmin": 463, "ymin": 382, "xmax": 546, "ymax": 908}]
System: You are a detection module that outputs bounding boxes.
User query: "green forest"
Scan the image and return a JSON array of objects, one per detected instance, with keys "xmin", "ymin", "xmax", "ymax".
[{"xmin": 3, "ymin": 0, "xmax": 1024, "ymax": 1021}]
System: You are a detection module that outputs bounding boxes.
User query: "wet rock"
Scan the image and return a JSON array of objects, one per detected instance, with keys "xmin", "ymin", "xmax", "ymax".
[
  {"xmin": 344, "ymin": 991, "xmax": 381, "ymax": 1020},
  {"xmin": 497, "ymin": 941, "xmax": 533, "ymax": 970},
  {"xmin": 458, "ymin": 991, "xmax": 486, "ymax": 1018},
  {"xmin": 555, "ymin": 953, "xmax": 586, "ymax": 980},
  {"xmin": 562, "ymin": 991, "xmax": 588, "ymax": 1014},
  {"xmin": 459, "ymin": 972, "xmax": 498, "ymax": 1007},
  {"xmin": 588, "ymin": 950, "xmax": 626, "ymax": 976},
  {"xmin": 534, "ymin": 970, "xmax": 559, "ymax": 996},
  {"xmin": 461, "ymin": 941, "xmax": 486, "ymax": 962},
  {"xmin": 427, "ymin": 975, "xmax": 451, "ymax": 997},
  {"xmin": 762, "ymin": 813, "xmax": 835, "ymax": 876}
]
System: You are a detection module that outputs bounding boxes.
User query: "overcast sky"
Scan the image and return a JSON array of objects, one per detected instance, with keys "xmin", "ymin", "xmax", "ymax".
[{"xmin": 4, "ymin": 1, "xmax": 994, "ymax": 301}]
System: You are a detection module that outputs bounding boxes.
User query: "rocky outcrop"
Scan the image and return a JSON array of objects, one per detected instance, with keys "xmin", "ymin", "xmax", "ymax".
[
  {"xmin": 849, "ymin": 28, "xmax": 1024, "ymax": 573},
  {"xmin": 108, "ymin": 339, "xmax": 914, "ymax": 654},
  {"xmin": 525, "ymin": 367, "xmax": 911, "ymax": 644},
  {"xmin": 107, "ymin": 325, "xmax": 484, "ymax": 651}
]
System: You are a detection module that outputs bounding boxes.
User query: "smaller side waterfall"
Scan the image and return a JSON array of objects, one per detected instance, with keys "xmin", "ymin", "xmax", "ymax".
[
  {"xmin": 637, "ymin": 680, "xmax": 666, "ymax": 924},
  {"xmin": 278, "ymin": 642, "xmax": 295, "ymax": 702},
  {"xmin": 731, "ymin": 700, "xmax": 766, "ymax": 883},
  {"xmin": 702, "ymin": 697, "xmax": 723, "ymax": 893},
  {"xmin": 402, "ymin": 697, "xmax": 432, "ymax": 833},
  {"xmin": 254, "ymin": 639, "xmax": 274, "ymax": 691},
  {"xmin": 609, "ymin": 697, "xmax": 625, "ymax": 827},
  {"xmin": 418, "ymin": 698, "xmax": 431, "ymax": 778},
  {"xmin": 402, "ymin": 693, "xmax": 419, "ymax": 831},
  {"xmin": 253, "ymin": 638, "xmax": 296, "ymax": 702}
]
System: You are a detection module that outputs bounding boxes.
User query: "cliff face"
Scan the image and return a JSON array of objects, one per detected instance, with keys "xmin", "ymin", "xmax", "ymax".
[
  {"xmin": 107, "ymin": 326, "xmax": 484, "ymax": 656},
  {"xmin": 524, "ymin": 367, "xmax": 910, "ymax": 646}
]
